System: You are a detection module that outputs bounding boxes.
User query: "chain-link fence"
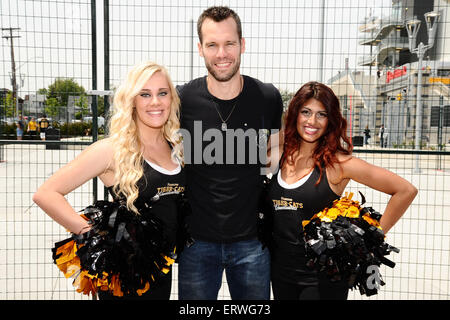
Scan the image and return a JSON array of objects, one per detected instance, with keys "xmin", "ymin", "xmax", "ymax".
[{"xmin": 1, "ymin": 0, "xmax": 449, "ymax": 300}]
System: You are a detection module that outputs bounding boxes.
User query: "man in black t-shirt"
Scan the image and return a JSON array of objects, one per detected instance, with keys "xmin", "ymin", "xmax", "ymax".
[
  {"xmin": 379, "ymin": 124, "xmax": 385, "ymax": 148},
  {"xmin": 177, "ymin": 6, "xmax": 283, "ymax": 300},
  {"xmin": 39, "ymin": 115, "xmax": 50, "ymax": 140}
]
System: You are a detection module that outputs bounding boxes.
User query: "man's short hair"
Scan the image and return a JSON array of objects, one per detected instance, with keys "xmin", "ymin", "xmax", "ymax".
[{"xmin": 197, "ymin": 6, "xmax": 242, "ymax": 43}]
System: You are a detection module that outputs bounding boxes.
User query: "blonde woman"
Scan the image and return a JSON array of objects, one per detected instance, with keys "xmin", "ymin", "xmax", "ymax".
[{"xmin": 33, "ymin": 61, "xmax": 185, "ymax": 300}]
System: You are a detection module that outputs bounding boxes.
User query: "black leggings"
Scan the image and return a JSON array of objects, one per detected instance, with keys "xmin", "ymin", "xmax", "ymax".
[
  {"xmin": 272, "ymin": 277, "xmax": 349, "ymax": 300},
  {"xmin": 97, "ymin": 271, "xmax": 172, "ymax": 300}
]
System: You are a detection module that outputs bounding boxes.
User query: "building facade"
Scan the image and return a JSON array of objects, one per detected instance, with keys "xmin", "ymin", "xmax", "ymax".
[{"xmin": 330, "ymin": 0, "xmax": 450, "ymax": 148}]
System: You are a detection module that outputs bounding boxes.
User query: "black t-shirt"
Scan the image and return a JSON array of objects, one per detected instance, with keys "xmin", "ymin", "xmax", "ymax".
[
  {"xmin": 178, "ymin": 75, "xmax": 283, "ymax": 242},
  {"xmin": 39, "ymin": 119, "xmax": 49, "ymax": 132}
]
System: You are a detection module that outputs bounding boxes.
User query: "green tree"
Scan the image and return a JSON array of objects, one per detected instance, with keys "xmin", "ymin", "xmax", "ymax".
[
  {"xmin": 5, "ymin": 91, "xmax": 16, "ymax": 117},
  {"xmin": 44, "ymin": 97, "xmax": 60, "ymax": 118},
  {"xmin": 75, "ymin": 94, "xmax": 90, "ymax": 117},
  {"xmin": 47, "ymin": 78, "xmax": 86, "ymax": 106},
  {"xmin": 279, "ymin": 89, "xmax": 294, "ymax": 112},
  {"xmin": 37, "ymin": 88, "xmax": 48, "ymax": 96}
]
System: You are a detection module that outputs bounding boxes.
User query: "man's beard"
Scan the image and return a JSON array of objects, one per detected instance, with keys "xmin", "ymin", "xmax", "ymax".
[{"xmin": 205, "ymin": 57, "xmax": 241, "ymax": 82}]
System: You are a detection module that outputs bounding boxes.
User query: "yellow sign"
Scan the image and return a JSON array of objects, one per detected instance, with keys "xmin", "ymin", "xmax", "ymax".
[{"xmin": 429, "ymin": 77, "xmax": 450, "ymax": 85}]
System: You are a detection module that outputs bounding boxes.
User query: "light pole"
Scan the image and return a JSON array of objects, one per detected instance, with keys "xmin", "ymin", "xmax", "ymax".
[
  {"xmin": 406, "ymin": 11, "xmax": 440, "ymax": 173},
  {"xmin": 2, "ymin": 28, "xmax": 21, "ymax": 117},
  {"xmin": 8, "ymin": 72, "xmax": 24, "ymax": 116},
  {"xmin": 12, "ymin": 56, "xmax": 43, "ymax": 116}
]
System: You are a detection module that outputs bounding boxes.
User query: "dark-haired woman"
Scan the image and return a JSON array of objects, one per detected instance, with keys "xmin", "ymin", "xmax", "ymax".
[{"xmin": 267, "ymin": 81, "xmax": 417, "ymax": 300}]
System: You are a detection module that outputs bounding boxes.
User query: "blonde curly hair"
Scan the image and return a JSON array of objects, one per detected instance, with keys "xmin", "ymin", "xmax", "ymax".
[{"xmin": 108, "ymin": 61, "xmax": 182, "ymax": 214}]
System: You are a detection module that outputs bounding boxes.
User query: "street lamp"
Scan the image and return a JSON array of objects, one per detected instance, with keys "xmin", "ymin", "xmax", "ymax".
[
  {"xmin": 424, "ymin": 11, "xmax": 440, "ymax": 48},
  {"xmin": 406, "ymin": 11, "xmax": 440, "ymax": 172}
]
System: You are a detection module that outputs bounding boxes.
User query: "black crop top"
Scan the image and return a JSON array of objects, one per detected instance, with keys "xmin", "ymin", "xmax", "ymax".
[
  {"xmin": 267, "ymin": 166, "xmax": 340, "ymax": 285},
  {"xmin": 268, "ymin": 166, "xmax": 339, "ymax": 248},
  {"xmin": 108, "ymin": 159, "xmax": 185, "ymax": 246}
]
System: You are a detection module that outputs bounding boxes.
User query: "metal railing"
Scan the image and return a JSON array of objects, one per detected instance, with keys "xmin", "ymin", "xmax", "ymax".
[
  {"xmin": 1, "ymin": 0, "xmax": 450, "ymax": 300},
  {"xmin": 1, "ymin": 138, "xmax": 449, "ymax": 300}
]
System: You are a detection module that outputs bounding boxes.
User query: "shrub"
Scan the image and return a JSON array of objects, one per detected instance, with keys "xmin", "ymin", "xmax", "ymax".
[{"xmin": 59, "ymin": 122, "xmax": 92, "ymax": 137}]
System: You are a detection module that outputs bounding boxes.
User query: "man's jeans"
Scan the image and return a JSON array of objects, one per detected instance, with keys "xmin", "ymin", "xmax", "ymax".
[{"xmin": 178, "ymin": 238, "xmax": 271, "ymax": 300}]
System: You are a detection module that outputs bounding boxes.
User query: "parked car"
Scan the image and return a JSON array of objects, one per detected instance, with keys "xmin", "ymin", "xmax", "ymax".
[
  {"xmin": 5, "ymin": 117, "xmax": 15, "ymax": 125},
  {"xmin": 83, "ymin": 116, "xmax": 105, "ymax": 128}
]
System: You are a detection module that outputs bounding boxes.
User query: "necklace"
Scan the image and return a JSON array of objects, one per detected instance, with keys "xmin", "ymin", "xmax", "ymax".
[
  {"xmin": 211, "ymin": 99, "xmax": 238, "ymax": 131},
  {"xmin": 208, "ymin": 76, "xmax": 243, "ymax": 131}
]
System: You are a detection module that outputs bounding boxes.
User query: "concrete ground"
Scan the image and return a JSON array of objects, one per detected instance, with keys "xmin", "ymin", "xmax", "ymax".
[{"xmin": 0, "ymin": 141, "xmax": 449, "ymax": 300}]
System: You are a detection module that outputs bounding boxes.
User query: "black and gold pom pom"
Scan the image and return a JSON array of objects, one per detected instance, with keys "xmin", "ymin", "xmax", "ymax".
[
  {"xmin": 302, "ymin": 192, "xmax": 399, "ymax": 296},
  {"xmin": 52, "ymin": 197, "xmax": 192, "ymax": 297}
]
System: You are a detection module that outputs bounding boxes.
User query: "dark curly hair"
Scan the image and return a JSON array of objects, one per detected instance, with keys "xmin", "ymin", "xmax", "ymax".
[
  {"xmin": 281, "ymin": 81, "xmax": 353, "ymax": 185},
  {"xmin": 197, "ymin": 6, "xmax": 242, "ymax": 43}
]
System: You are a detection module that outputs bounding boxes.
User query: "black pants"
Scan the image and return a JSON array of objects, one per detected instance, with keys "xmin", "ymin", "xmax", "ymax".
[
  {"xmin": 272, "ymin": 277, "xmax": 349, "ymax": 300},
  {"xmin": 98, "ymin": 271, "xmax": 172, "ymax": 300}
]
